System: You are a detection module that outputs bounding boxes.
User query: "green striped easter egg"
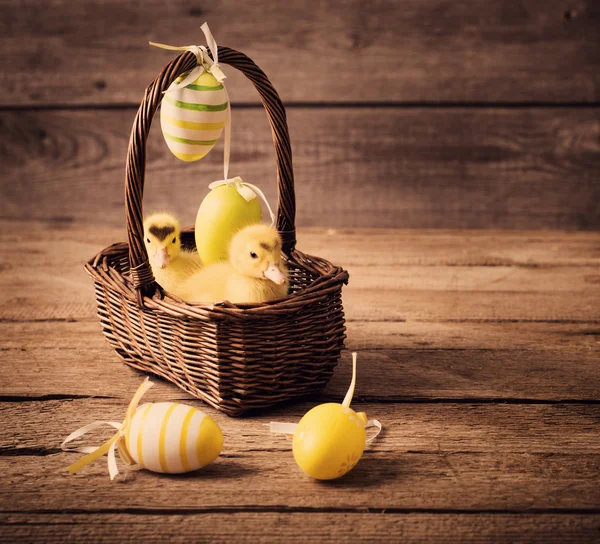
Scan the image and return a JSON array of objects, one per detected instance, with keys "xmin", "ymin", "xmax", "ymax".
[{"xmin": 160, "ymin": 71, "xmax": 228, "ymax": 162}]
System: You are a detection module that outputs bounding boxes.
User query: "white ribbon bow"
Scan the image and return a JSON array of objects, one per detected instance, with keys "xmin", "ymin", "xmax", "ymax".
[
  {"xmin": 61, "ymin": 378, "xmax": 155, "ymax": 480},
  {"xmin": 208, "ymin": 176, "xmax": 276, "ymax": 226},
  {"xmin": 150, "ymin": 23, "xmax": 232, "ymax": 182}
]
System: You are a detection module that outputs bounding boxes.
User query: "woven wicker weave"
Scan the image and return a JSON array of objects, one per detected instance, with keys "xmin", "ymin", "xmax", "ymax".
[{"xmin": 85, "ymin": 47, "xmax": 349, "ymax": 416}]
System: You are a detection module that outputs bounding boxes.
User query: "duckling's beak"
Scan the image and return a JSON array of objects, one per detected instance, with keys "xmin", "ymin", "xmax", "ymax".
[
  {"xmin": 155, "ymin": 247, "xmax": 169, "ymax": 269},
  {"xmin": 263, "ymin": 263, "xmax": 286, "ymax": 285}
]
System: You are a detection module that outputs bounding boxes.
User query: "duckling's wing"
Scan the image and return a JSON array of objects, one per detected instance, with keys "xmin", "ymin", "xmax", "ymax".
[{"xmin": 176, "ymin": 263, "xmax": 229, "ymax": 303}]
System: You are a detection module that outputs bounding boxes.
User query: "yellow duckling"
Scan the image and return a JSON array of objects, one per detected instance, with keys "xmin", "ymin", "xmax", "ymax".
[
  {"xmin": 176, "ymin": 224, "xmax": 288, "ymax": 304},
  {"xmin": 143, "ymin": 212, "xmax": 202, "ymax": 293}
]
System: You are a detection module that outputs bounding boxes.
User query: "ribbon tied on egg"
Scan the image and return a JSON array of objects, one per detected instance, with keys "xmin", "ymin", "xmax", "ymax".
[
  {"xmin": 150, "ymin": 23, "xmax": 231, "ymax": 175},
  {"xmin": 62, "ymin": 378, "xmax": 223, "ymax": 480},
  {"xmin": 271, "ymin": 353, "xmax": 383, "ymax": 480}
]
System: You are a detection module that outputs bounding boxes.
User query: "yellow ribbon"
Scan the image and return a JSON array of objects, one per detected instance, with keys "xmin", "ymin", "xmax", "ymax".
[
  {"xmin": 269, "ymin": 353, "xmax": 383, "ymax": 443},
  {"xmin": 61, "ymin": 378, "xmax": 154, "ymax": 480},
  {"xmin": 150, "ymin": 22, "xmax": 232, "ymax": 183}
]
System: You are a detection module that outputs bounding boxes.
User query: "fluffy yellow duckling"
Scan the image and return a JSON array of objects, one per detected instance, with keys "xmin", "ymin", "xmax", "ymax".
[
  {"xmin": 143, "ymin": 212, "xmax": 202, "ymax": 293},
  {"xmin": 176, "ymin": 224, "xmax": 288, "ymax": 304}
]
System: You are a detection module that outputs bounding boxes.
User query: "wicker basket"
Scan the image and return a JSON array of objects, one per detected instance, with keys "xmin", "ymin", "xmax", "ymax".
[{"xmin": 85, "ymin": 47, "xmax": 349, "ymax": 416}]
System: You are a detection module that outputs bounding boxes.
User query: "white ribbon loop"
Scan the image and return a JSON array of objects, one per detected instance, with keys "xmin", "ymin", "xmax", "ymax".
[
  {"xmin": 209, "ymin": 176, "xmax": 276, "ymax": 226},
  {"xmin": 270, "ymin": 419, "xmax": 382, "ymax": 446},
  {"xmin": 366, "ymin": 419, "xmax": 383, "ymax": 444},
  {"xmin": 61, "ymin": 378, "xmax": 155, "ymax": 480},
  {"xmin": 150, "ymin": 23, "xmax": 232, "ymax": 184},
  {"xmin": 201, "ymin": 22, "xmax": 218, "ymax": 64},
  {"xmin": 61, "ymin": 420, "xmax": 122, "ymax": 454},
  {"xmin": 269, "ymin": 422, "xmax": 298, "ymax": 436}
]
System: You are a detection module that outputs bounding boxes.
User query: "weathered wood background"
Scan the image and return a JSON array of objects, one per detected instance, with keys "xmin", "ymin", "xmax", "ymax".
[
  {"xmin": 1, "ymin": 2, "xmax": 600, "ymax": 543},
  {"xmin": 1, "ymin": 0, "xmax": 599, "ymax": 229},
  {"xmin": 1, "ymin": 225, "xmax": 599, "ymax": 543}
]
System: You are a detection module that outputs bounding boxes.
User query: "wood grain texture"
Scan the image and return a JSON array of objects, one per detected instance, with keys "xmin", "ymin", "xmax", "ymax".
[
  {"xmin": 4, "ymin": 222, "xmax": 600, "ymax": 266},
  {"xmin": 3, "ymin": 319, "xmax": 599, "ymax": 351},
  {"xmin": 2, "ymin": 513, "xmax": 600, "ymax": 544},
  {"xmin": 3, "ymin": 399, "xmax": 600, "ymax": 455},
  {"xmin": 0, "ymin": 225, "xmax": 599, "ymax": 541},
  {"xmin": 1, "ymin": 108, "xmax": 600, "ymax": 229},
  {"xmin": 3, "ymin": 347, "xmax": 599, "ymax": 402},
  {"xmin": 2, "ymin": 284, "xmax": 597, "ymax": 323},
  {"xmin": 1, "ymin": 0, "xmax": 600, "ymax": 535},
  {"xmin": 1, "ymin": 0, "xmax": 599, "ymax": 105},
  {"xmin": 0, "ymin": 225, "xmax": 598, "ymax": 402},
  {"xmin": 1, "ymin": 224, "xmax": 600, "ymax": 325},
  {"xmin": 1, "ymin": 451, "xmax": 599, "ymax": 511}
]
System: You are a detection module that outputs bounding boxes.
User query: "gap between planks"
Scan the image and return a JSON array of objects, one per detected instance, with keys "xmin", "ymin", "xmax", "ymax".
[
  {"xmin": 3, "ymin": 102, "xmax": 600, "ymax": 111},
  {"xmin": 2, "ymin": 506, "xmax": 600, "ymax": 516},
  {"xmin": 3, "ymin": 395, "xmax": 600, "ymax": 406}
]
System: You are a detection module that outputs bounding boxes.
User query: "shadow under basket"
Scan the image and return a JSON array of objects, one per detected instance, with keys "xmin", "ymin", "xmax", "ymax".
[{"xmin": 84, "ymin": 46, "xmax": 349, "ymax": 416}]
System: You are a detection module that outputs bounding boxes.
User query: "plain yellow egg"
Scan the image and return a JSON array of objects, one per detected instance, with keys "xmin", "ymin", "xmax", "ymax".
[
  {"xmin": 195, "ymin": 184, "xmax": 262, "ymax": 264},
  {"xmin": 292, "ymin": 403, "xmax": 367, "ymax": 480}
]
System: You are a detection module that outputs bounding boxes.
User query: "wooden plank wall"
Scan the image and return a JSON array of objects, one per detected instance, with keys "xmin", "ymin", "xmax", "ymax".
[{"xmin": 0, "ymin": 0, "xmax": 599, "ymax": 229}]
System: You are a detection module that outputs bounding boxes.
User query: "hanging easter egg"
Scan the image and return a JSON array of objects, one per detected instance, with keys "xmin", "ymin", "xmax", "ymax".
[
  {"xmin": 160, "ymin": 71, "xmax": 228, "ymax": 162},
  {"xmin": 124, "ymin": 402, "xmax": 223, "ymax": 474},
  {"xmin": 270, "ymin": 353, "xmax": 382, "ymax": 480},
  {"xmin": 62, "ymin": 378, "xmax": 224, "ymax": 480},
  {"xmin": 195, "ymin": 178, "xmax": 262, "ymax": 264}
]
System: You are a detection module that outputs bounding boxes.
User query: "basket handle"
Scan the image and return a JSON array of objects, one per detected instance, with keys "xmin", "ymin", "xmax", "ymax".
[{"xmin": 125, "ymin": 48, "xmax": 296, "ymax": 302}]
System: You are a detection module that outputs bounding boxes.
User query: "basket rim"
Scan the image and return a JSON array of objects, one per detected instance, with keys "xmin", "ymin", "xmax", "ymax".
[{"xmin": 85, "ymin": 241, "xmax": 349, "ymax": 320}]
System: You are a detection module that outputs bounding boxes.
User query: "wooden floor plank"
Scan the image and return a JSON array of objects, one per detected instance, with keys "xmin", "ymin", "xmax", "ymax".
[
  {"xmin": 346, "ymin": 321, "xmax": 600, "ymax": 351},
  {"xmin": 302, "ymin": 230, "xmax": 600, "ymax": 267},
  {"xmin": 2, "ymin": 400, "xmax": 599, "ymax": 456},
  {"xmin": 1, "ymin": 450, "xmax": 599, "ymax": 511},
  {"xmin": 0, "ymin": 225, "xmax": 598, "ymax": 535},
  {"xmin": 345, "ymin": 289, "xmax": 599, "ymax": 323},
  {"xmin": 2, "ymin": 0, "xmax": 599, "ymax": 105},
  {"xmin": 1, "ymin": 346, "xmax": 599, "ymax": 402},
  {"xmin": 4, "ymin": 222, "xmax": 600, "ymax": 266},
  {"xmin": 2, "ymin": 107, "xmax": 600, "ymax": 229},
  {"xmin": 1, "ymin": 512, "xmax": 599, "ymax": 544},
  {"xmin": 1, "ymin": 284, "xmax": 597, "ymax": 323},
  {"xmin": 1, "ymin": 279, "xmax": 598, "ymax": 322},
  {"xmin": 2, "ymin": 226, "xmax": 599, "ymax": 324},
  {"xmin": 3, "ymin": 319, "xmax": 599, "ymax": 352}
]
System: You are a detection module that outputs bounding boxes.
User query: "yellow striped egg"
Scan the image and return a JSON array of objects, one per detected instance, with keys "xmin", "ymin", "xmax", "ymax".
[
  {"xmin": 160, "ymin": 71, "xmax": 228, "ymax": 162},
  {"xmin": 123, "ymin": 402, "xmax": 223, "ymax": 474}
]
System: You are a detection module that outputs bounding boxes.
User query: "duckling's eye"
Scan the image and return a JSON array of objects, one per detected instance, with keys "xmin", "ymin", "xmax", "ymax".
[
  {"xmin": 250, "ymin": 251, "xmax": 258, "ymax": 259},
  {"xmin": 146, "ymin": 238, "xmax": 150, "ymax": 243},
  {"xmin": 172, "ymin": 237, "xmax": 177, "ymax": 244}
]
